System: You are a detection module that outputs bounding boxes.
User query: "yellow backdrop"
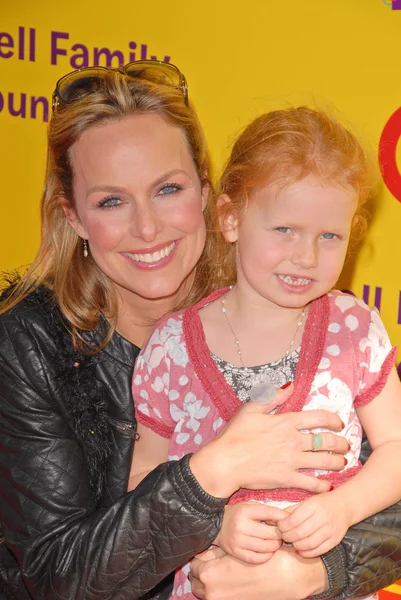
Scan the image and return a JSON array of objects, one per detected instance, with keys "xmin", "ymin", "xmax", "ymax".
[{"xmin": 1, "ymin": 0, "xmax": 401, "ymax": 363}]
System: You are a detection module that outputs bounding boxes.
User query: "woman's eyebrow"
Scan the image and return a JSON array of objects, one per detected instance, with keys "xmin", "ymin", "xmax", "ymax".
[{"xmin": 150, "ymin": 169, "xmax": 188, "ymax": 189}]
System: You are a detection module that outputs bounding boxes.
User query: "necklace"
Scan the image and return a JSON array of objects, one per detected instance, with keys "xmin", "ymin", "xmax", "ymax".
[{"xmin": 221, "ymin": 286, "xmax": 307, "ymax": 368}]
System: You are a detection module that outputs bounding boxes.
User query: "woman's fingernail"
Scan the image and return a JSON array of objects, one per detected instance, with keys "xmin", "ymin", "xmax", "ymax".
[
  {"xmin": 344, "ymin": 458, "xmax": 348, "ymax": 466},
  {"xmin": 329, "ymin": 484, "xmax": 334, "ymax": 491},
  {"xmin": 294, "ymin": 549, "xmax": 300, "ymax": 555},
  {"xmin": 341, "ymin": 420, "xmax": 345, "ymax": 429},
  {"xmin": 281, "ymin": 382, "xmax": 291, "ymax": 389},
  {"xmin": 347, "ymin": 442, "xmax": 351, "ymax": 451}
]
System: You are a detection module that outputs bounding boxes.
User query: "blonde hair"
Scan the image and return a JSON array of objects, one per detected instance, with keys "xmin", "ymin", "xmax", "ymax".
[
  {"xmin": 1, "ymin": 71, "xmax": 215, "ymax": 352},
  {"xmin": 212, "ymin": 106, "xmax": 373, "ymax": 287}
]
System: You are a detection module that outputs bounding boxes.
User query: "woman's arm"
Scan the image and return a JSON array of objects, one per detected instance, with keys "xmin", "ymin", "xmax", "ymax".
[
  {"xmin": 0, "ymin": 311, "xmax": 226, "ymax": 600},
  {"xmin": 190, "ymin": 545, "xmax": 329, "ymax": 600}
]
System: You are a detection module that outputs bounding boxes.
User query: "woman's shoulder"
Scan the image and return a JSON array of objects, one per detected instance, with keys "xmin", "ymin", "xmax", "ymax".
[{"xmin": 0, "ymin": 284, "xmax": 60, "ymax": 335}]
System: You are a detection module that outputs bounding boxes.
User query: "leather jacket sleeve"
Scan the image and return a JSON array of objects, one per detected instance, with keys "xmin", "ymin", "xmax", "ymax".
[
  {"xmin": 313, "ymin": 435, "xmax": 401, "ymax": 599},
  {"xmin": 0, "ymin": 307, "xmax": 225, "ymax": 600}
]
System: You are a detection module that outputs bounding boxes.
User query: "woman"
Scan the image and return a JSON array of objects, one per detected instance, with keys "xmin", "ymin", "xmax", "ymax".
[{"xmin": 0, "ymin": 61, "xmax": 400, "ymax": 600}]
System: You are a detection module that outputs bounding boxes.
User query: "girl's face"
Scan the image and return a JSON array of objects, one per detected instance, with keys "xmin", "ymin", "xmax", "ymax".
[
  {"xmin": 66, "ymin": 113, "xmax": 208, "ymax": 307},
  {"xmin": 223, "ymin": 174, "xmax": 358, "ymax": 309}
]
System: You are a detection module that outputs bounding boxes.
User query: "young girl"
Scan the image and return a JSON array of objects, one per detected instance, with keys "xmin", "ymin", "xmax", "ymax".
[{"xmin": 129, "ymin": 107, "xmax": 401, "ymax": 600}]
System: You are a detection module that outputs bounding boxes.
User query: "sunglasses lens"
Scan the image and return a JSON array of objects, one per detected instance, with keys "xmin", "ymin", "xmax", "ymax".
[
  {"xmin": 58, "ymin": 69, "xmax": 107, "ymax": 102},
  {"xmin": 124, "ymin": 62, "xmax": 181, "ymax": 88}
]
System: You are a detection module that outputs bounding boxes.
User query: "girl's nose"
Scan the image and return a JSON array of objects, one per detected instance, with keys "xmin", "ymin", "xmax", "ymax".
[{"xmin": 291, "ymin": 238, "xmax": 318, "ymax": 269}]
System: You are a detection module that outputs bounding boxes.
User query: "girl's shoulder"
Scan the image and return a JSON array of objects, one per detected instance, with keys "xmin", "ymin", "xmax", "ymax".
[
  {"xmin": 147, "ymin": 288, "xmax": 229, "ymax": 346},
  {"xmin": 325, "ymin": 290, "xmax": 392, "ymax": 355},
  {"xmin": 327, "ymin": 289, "xmax": 374, "ymax": 326}
]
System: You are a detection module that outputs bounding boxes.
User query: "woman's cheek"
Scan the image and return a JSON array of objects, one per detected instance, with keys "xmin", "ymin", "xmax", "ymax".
[
  {"xmin": 86, "ymin": 219, "xmax": 125, "ymax": 250},
  {"xmin": 168, "ymin": 198, "xmax": 205, "ymax": 234}
]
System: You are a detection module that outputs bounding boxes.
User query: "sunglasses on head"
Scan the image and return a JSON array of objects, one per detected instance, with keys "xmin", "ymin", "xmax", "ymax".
[{"xmin": 52, "ymin": 59, "xmax": 188, "ymax": 112}]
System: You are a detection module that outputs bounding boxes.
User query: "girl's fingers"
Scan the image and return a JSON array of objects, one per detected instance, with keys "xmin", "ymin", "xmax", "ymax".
[
  {"xmin": 292, "ymin": 530, "xmax": 326, "ymax": 552},
  {"xmin": 236, "ymin": 503, "xmax": 289, "ymax": 524}
]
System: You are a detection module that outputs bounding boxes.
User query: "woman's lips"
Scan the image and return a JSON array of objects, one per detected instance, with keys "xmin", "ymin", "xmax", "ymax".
[{"xmin": 123, "ymin": 241, "xmax": 178, "ymax": 270}]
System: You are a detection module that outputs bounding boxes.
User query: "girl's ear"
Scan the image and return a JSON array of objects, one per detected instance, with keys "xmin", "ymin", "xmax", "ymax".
[
  {"xmin": 61, "ymin": 196, "xmax": 88, "ymax": 239},
  {"xmin": 217, "ymin": 194, "xmax": 239, "ymax": 243}
]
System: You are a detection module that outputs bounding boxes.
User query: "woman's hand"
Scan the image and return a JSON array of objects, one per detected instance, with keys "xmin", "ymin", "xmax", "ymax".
[
  {"xmin": 214, "ymin": 503, "xmax": 285, "ymax": 564},
  {"xmin": 190, "ymin": 545, "xmax": 329, "ymax": 600},
  {"xmin": 190, "ymin": 387, "xmax": 348, "ymax": 498}
]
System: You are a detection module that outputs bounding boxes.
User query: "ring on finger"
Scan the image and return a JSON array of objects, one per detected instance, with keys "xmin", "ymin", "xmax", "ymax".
[{"xmin": 311, "ymin": 432, "xmax": 323, "ymax": 451}]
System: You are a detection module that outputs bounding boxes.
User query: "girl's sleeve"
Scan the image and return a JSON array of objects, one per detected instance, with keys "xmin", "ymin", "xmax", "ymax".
[
  {"xmin": 132, "ymin": 320, "xmax": 176, "ymax": 439},
  {"xmin": 354, "ymin": 305, "xmax": 397, "ymax": 408}
]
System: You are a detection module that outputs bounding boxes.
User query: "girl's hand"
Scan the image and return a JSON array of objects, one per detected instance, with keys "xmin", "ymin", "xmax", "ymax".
[
  {"xmin": 189, "ymin": 545, "xmax": 329, "ymax": 600},
  {"xmin": 214, "ymin": 502, "xmax": 285, "ymax": 564},
  {"xmin": 190, "ymin": 386, "xmax": 348, "ymax": 498},
  {"xmin": 277, "ymin": 492, "xmax": 351, "ymax": 557}
]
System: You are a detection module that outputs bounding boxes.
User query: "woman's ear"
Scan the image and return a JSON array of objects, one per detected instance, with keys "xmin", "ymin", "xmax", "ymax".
[
  {"xmin": 218, "ymin": 194, "xmax": 239, "ymax": 243},
  {"xmin": 61, "ymin": 196, "xmax": 88, "ymax": 239},
  {"xmin": 201, "ymin": 182, "xmax": 209, "ymax": 212}
]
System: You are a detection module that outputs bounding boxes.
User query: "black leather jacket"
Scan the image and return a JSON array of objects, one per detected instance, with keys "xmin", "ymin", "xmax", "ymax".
[{"xmin": 1, "ymin": 286, "xmax": 401, "ymax": 600}]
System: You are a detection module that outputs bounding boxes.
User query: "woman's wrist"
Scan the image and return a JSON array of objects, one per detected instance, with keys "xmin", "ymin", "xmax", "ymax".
[
  {"xmin": 310, "ymin": 545, "xmax": 348, "ymax": 600},
  {"xmin": 189, "ymin": 440, "xmax": 237, "ymax": 499},
  {"xmin": 173, "ymin": 454, "xmax": 229, "ymax": 510}
]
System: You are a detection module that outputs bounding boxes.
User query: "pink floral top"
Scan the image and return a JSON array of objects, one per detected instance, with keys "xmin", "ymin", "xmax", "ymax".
[
  {"xmin": 133, "ymin": 289, "xmax": 395, "ymax": 600},
  {"xmin": 133, "ymin": 288, "xmax": 396, "ymax": 504},
  {"xmin": 133, "ymin": 289, "xmax": 396, "ymax": 502}
]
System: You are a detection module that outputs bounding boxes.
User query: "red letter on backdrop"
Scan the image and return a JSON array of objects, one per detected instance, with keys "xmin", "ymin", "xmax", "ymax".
[{"xmin": 379, "ymin": 106, "xmax": 401, "ymax": 203}]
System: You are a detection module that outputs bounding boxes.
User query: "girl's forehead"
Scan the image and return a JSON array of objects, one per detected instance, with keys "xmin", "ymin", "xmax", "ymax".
[{"xmin": 251, "ymin": 175, "xmax": 357, "ymax": 205}]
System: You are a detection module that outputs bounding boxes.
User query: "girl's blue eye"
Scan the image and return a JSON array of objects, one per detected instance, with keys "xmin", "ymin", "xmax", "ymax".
[
  {"xmin": 276, "ymin": 227, "xmax": 292, "ymax": 234},
  {"xmin": 158, "ymin": 183, "xmax": 183, "ymax": 196},
  {"xmin": 321, "ymin": 232, "xmax": 337, "ymax": 239},
  {"xmin": 98, "ymin": 196, "xmax": 121, "ymax": 208}
]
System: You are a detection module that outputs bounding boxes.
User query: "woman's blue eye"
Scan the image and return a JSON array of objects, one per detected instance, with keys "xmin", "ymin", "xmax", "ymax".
[
  {"xmin": 276, "ymin": 227, "xmax": 292, "ymax": 234},
  {"xmin": 321, "ymin": 232, "xmax": 337, "ymax": 239},
  {"xmin": 98, "ymin": 196, "xmax": 121, "ymax": 208},
  {"xmin": 158, "ymin": 183, "xmax": 183, "ymax": 196}
]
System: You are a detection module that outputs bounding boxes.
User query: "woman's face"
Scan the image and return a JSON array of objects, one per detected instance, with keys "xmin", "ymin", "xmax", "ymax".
[{"xmin": 67, "ymin": 114, "xmax": 208, "ymax": 307}]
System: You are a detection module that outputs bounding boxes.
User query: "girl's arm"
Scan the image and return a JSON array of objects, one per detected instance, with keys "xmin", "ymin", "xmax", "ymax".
[
  {"xmin": 278, "ymin": 367, "xmax": 401, "ymax": 556},
  {"xmin": 128, "ymin": 424, "xmax": 170, "ymax": 490}
]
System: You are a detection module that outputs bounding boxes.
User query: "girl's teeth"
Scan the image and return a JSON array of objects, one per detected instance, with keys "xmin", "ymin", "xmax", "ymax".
[
  {"xmin": 128, "ymin": 242, "xmax": 175, "ymax": 263},
  {"xmin": 279, "ymin": 275, "xmax": 311, "ymax": 286}
]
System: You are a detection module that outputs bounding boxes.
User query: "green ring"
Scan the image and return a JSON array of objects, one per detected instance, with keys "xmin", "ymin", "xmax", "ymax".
[{"xmin": 312, "ymin": 433, "xmax": 323, "ymax": 451}]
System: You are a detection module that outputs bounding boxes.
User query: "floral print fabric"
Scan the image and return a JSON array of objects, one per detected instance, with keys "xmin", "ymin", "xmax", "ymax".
[{"xmin": 132, "ymin": 289, "xmax": 395, "ymax": 600}]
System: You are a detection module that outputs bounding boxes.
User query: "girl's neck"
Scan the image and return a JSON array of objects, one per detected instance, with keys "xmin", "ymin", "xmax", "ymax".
[
  {"xmin": 199, "ymin": 285, "xmax": 310, "ymax": 368},
  {"xmin": 227, "ymin": 284, "xmax": 308, "ymax": 327}
]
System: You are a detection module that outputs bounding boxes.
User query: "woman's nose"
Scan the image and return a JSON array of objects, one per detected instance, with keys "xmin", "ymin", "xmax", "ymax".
[{"xmin": 132, "ymin": 204, "xmax": 163, "ymax": 242}]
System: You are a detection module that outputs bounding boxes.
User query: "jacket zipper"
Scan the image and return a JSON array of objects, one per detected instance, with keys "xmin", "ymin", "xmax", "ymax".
[{"xmin": 105, "ymin": 414, "xmax": 140, "ymax": 440}]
